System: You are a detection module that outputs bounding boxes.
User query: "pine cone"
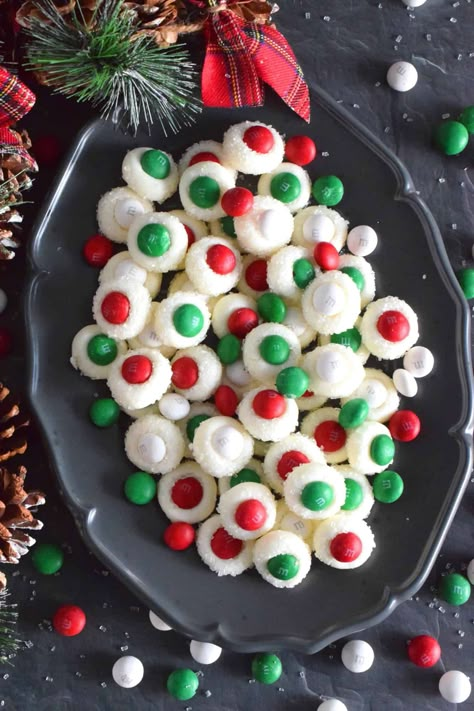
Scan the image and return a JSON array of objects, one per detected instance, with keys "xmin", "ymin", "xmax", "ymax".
[
  {"xmin": 0, "ymin": 384, "xmax": 29, "ymax": 461},
  {"xmin": 0, "ymin": 465, "xmax": 45, "ymax": 563}
]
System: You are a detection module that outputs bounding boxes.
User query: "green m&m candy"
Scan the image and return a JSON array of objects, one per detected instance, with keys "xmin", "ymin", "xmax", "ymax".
[
  {"xmin": 217, "ymin": 333, "xmax": 241, "ymax": 364},
  {"xmin": 173, "ymin": 304, "xmax": 204, "ymax": 337},
  {"xmin": 186, "ymin": 414, "xmax": 211, "ymax": 442},
  {"xmin": 339, "ymin": 398, "xmax": 369, "ymax": 429},
  {"xmin": 342, "ymin": 478, "xmax": 363, "ymax": 510},
  {"xmin": 460, "ymin": 105, "xmax": 474, "ymax": 134},
  {"xmin": 87, "ymin": 334, "xmax": 117, "ymax": 366},
  {"xmin": 340, "ymin": 266, "xmax": 365, "ymax": 291},
  {"xmin": 124, "ymin": 471, "xmax": 157, "ymax": 505},
  {"xmin": 293, "ymin": 258, "xmax": 315, "ymax": 289},
  {"xmin": 276, "ymin": 366, "xmax": 309, "ymax": 398},
  {"xmin": 434, "ymin": 120, "xmax": 469, "ymax": 156},
  {"xmin": 259, "ymin": 335, "xmax": 290, "ymax": 365},
  {"xmin": 439, "ymin": 572, "xmax": 471, "ymax": 606},
  {"xmin": 32, "ymin": 543, "xmax": 64, "ymax": 575},
  {"xmin": 220, "ymin": 216, "xmax": 237, "ymax": 238},
  {"xmin": 312, "ymin": 175, "xmax": 344, "ymax": 206},
  {"xmin": 257, "ymin": 293, "xmax": 287, "ymax": 323},
  {"xmin": 167, "ymin": 668, "xmax": 199, "ymax": 700},
  {"xmin": 140, "ymin": 149, "xmax": 170, "ymax": 179},
  {"xmin": 373, "ymin": 470, "xmax": 404, "ymax": 503},
  {"xmin": 230, "ymin": 468, "xmax": 261, "ymax": 488},
  {"xmin": 457, "ymin": 268, "xmax": 474, "ymax": 299},
  {"xmin": 137, "ymin": 223, "xmax": 170, "ymax": 257},
  {"xmin": 270, "ymin": 172, "xmax": 301, "ymax": 203},
  {"xmin": 189, "ymin": 176, "xmax": 220, "ymax": 208},
  {"xmin": 370, "ymin": 434, "xmax": 395, "ymax": 466},
  {"xmin": 267, "ymin": 553, "xmax": 299, "ymax": 581},
  {"xmin": 251, "ymin": 653, "xmax": 282, "ymax": 684},
  {"xmin": 331, "ymin": 327, "xmax": 361, "ymax": 352},
  {"xmin": 301, "ymin": 481, "xmax": 333, "ymax": 511},
  {"xmin": 89, "ymin": 398, "xmax": 120, "ymax": 427}
]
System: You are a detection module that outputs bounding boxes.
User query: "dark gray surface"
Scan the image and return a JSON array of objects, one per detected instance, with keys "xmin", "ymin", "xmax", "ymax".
[{"xmin": 1, "ymin": 0, "xmax": 474, "ymax": 708}]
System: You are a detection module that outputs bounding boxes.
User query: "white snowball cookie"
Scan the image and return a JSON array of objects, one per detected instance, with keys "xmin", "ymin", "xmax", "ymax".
[
  {"xmin": 313, "ymin": 513, "xmax": 376, "ymax": 570},
  {"xmin": 127, "ymin": 212, "xmax": 187, "ymax": 273},
  {"xmin": 189, "ymin": 640, "xmax": 222, "ymax": 665},
  {"xmin": 346, "ymin": 421, "xmax": 394, "ymax": 475},
  {"xmin": 338, "ymin": 254, "xmax": 376, "ymax": 308},
  {"xmin": 128, "ymin": 303, "xmax": 176, "ymax": 356},
  {"xmin": 302, "ymin": 344, "xmax": 365, "ymax": 399},
  {"xmin": 218, "ymin": 458, "xmax": 264, "ymax": 496},
  {"xmin": 112, "ymin": 656, "xmax": 144, "ymax": 688},
  {"xmin": 242, "ymin": 322, "xmax": 301, "ymax": 384},
  {"xmin": 341, "ymin": 368, "xmax": 399, "ymax": 423},
  {"xmin": 267, "ymin": 245, "xmax": 315, "ymax": 302},
  {"xmin": 196, "ymin": 514, "xmax": 254, "ymax": 576},
  {"xmin": 360, "ymin": 296, "xmax": 419, "ymax": 360},
  {"xmin": 99, "ymin": 251, "xmax": 162, "ymax": 298},
  {"xmin": 92, "ymin": 279, "xmax": 151, "ymax": 340},
  {"xmin": 149, "ymin": 610, "xmax": 172, "ymax": 631},
  {"xmin": 158, "ymin": 393, "xmax": 190, "ymax": 421},
  {"xmin": 284, "ymin": 305, "xmax": 317, "ymax": 348},
  {"xmin": 392, "ymin": 368, "xmax": 418, "ymax": 398},
  {"xmin": 301, "ymin": 271, "xmax": 361, "ymax": 336},
  {"xmin": 211, "ymin": 293, "xmax": 257, "ymax": 339},
  {"xmin": 185, "ymin": 237, "xmax": 242, "ymax": 296},
  {"xmin": 178, "ymin": 140, "xmax": 231, "ymax": 174},
  {"xmin": 300, "ymin": 407, "xmax": 348, "ymax": 464},
  {"xmin": 333, "ymin": 465, "xmax": 374, "ymax": 519},
  {"xmin": 107, "ymin": 347, "xmax": 172, "ymax": 410},
  {"xmin": 179, "ymin": 161, "xmax": 235, "ymax": 221},
  {"xmin": 263, "ymin": 432, "xmax": 325, "ymax": 495},
  {"xmin": 217, "ymin": 482, "xmax": 276, "ymax": 541},
  {"xmin": 237, "ymin": 387, "xmax": 299, "ymax": 442},
  {"xmin": 403, "ymin": 345, "xmax": 434, "ymax": 378},
  {"xmin": 253, "ymin": 529, "xmax": 312, "ymax": 588},
  {"xmin": 295, "ymin": 390, "xmax": 327, "ymax": 412},
  {"xmin": 171, "ymin": 346, "xmax": 222, "ymax": 401},
  {"xmin": 438, "ymin": 671, "xmax": 471, "ymax": 704},
  {"xmin": 347, "ymin": 225, "xmax": 378, "ymax": 257},
  {"xmin": 284, "ymin": 462, "xmax": 346, "ymax": 520},
  {"xmin": 222, "ymin": 121, "xmax": 284, "ymax": 175},
  {"xmin": 274, "ymin": 501, "xmax": 315, "ymax": 543},
  {"xmin": 292, "ymin": 205, "xmax": 348, "ymax": 252},
  {"xmin": 121, "ymin": 147, "xmax": 178, "ymax": 203},
  {"xmin": 167, "ymin": 272, "xmax": 218, "ymax": 312},
  {"xmin": 124, "ymin": 414, "xmax": 185, "ymax": 474},
  {"xmin": 97, "ymin": 186, "xmax": 153, "ymax": 243},
  {"xmin": 154, "ymin": 291, "xmax": 210, "ymax": 349},
  {"xmin": 257, "ymin": 162, "xmax": 311, "ymax": 213},
  {"xmin": 191, "ymin": 416, "xmax": 254, "ymax": 478},
  {"xmin": 340, "ymin": 639, "xmax": 375, "ymax": 671},
  {"xmin": 157, "ymin": 462, "xmax": 217, "ymax": 523},
  {"xmin": 70, "ymin": 324, "xmax": 127, "ymax": 380},
  {"xmin": 234, "ymin": 196, "xmax": 294, "ymax": 257}
]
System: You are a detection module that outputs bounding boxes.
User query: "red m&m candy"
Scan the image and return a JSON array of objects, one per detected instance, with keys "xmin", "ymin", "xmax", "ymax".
[
  {"xmin": 243, "ymin": 126, "xmax": 274, "ymax": 153},
  {"xmin": 53, "ymin": 604, "xmax": 86, "ymax": 637},
  {"xmin": 211, "ymin": 527, "xmax": 243, "ymax": 559},
  {"xmin": 407, "ymin": 635, "xmax": 441, "ymax": 668},
  {"xmin": 121, "ymin": 354, "xmax": 153, "ymax": 384},
  {"xmin": 235, "ymin": 499, "xmax": 267, "ymax": 530},
  {"xmin": 377, "ymin": 310, "xmax": 410, "ymax": 342},
  {"xmin": 221, "ymin": 187, "xmax": 254, "ymax": 217},
  {"xmin": 189, "ymin": 152, "xmax": 220, "ymax": 166},
  {"xmin": 206, "ymin": 244, "xmax": 236, "ymax": 275},
  {"xmin": 245, "ymin": 259, "xmax": 268, "ymax": 292},
  {"xmin": 252, "ymin": 390, "xmax": 286, "ymax": 419},
  {"xmin": 330, "ymin": 532, "xmax": 362, "ymax": 563},
  {"xmin": 172, "ymin": 357, "xmax": 199, "ymax": 389},
  {"xmin": 164, "ymin": 522, "xmax": 195, "ymax": 551},
  {"xmin": 285, "ymin": 135, "xmax": 317, "ymax": 166},
  {"xmin": 101, "ymin": 291, "xmax": 130, "ymax": 324},
  {"xmin": 171, "ymin": 477, "xmax": 203, "ymax": 509},
  {"xmin": 277, "ymin": 451, "xmax": 310, "ymax": 481},
  {"xmin": 228, "ymin": 308, "xmax": 259, "ymax": 339},
  {"xmin": 389, "ymin": 410, "xmax": 420, "ymax": 442},
  {"xmin": 83, "ymin": 234, "xmax": 114, "ymax": 267},
  {"xmin": 314, "ymin": 421, "xmax": 346, "ymax": 452},
  {"xmin": 314, "ymin": 241, "xmax": 339, "ymax": 270},
  {"xmin": 184, "ymin": 224, "xmax": 196, "ymax": 249},
  {"xmin": 214, "ymin": 385, "xmax": 239, "ymax": 416}
]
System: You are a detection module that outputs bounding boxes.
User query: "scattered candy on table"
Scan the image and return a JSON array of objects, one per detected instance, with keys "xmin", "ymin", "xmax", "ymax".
[
  {"xmin": 112, "ymin": 655, "xmax": 144, "ymax": 688},
  {"xmin": 318, "ymin": 701, "xmax": 348, "ymax": 711},
  {"xmin": 341, "ymin": 640, "xmax": 374, "ymax": 673},
  {"xmin": 149, "ymin": 610, "xmax": 172, "ymax": 631},
  {"xmin": 459, "ymin": 105, "xmax": 474, "ymax": 134},
  {"xmin": 31, "ymin": 542, "xmax": 64, "ymax": 575},
  {"xmin": 189, "ymin": 640, "xmax": 222, "ymax": 665},
  {"xmin": 457, "ymin": 268, "xmax": 474, "ymax": 299},
  {"xmin": 251, "ymin": 652, "xmax": 282, "ymax": 684},
  {"xmin": 124, "ymin": 471, "xmax": 157, "ymax": 505},
  {"xmin": 407, "ymin": 634, "xmax": 441, "ymax": 668},
  {"xmin": 52, "ymin": 604, "xmax": 86, "ymax": 637},
  {"xmin": 438, "ymin": 670, "xmax": 472, "ymax": 704},
  {"xmin": 386, "ymin": 61, "xmax": 418, "ymax": 92},
  {"xmin": 83, "ymin": 234, "xmax": 114, "ymax": 267},
  {"xmin": 167, "ymin": 668, "xmax": 199, "ymax": 700},
  {"xmin": 434, "ymin": 120, "xmax": 469, "ymax": 156},
  {"xmin": 439, "ymin": 572, "xmax": 471, "ymax": 606}
]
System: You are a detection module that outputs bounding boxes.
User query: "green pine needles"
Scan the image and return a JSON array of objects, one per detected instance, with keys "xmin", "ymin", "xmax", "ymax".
[
  {"xmin": 22, "ymin": 0, "xmax": 201, "ymax": 133},
  {"xmin": 0, "ymin": 588, "xmax": 20, "ymax": 664}
]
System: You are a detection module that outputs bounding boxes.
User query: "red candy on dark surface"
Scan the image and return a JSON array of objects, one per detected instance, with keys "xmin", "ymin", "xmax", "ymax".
[
  {"xmin": 284, "ymin": 135, "xmax": 317, "ymax": 165},
  {"xmin": 252, "ymin": 390, "xmax": 286, "ymax": 419},
  {"xmin": 100, "ymin": 291, "xmax": 130, "ymax": 324},
  {"xmin": 235, "ymin": 499, "xmax": 267, "ymax": 531},
  {"xmin": 377, "ymin": 310, "xmax": 410, "ymax": 342},
  {"xmin": 314, "ymin": 420, "xmax": 346, "ymax": 452},
  {"xmin": 389, "ymin": 410, "xmax": 421, "ymax": 442},
  {"xmin": 0, "ymin": 328, "xmax": 13, "ymax": 358},
  {"xmin": 121, "ymin": 354, "xmax": 153, "ymax": 384},
  {"xmin": 184, "ymin": 224, "xmax": 196, "ymax": 249},
  {"xmin": 33, "ymin": 134, "xmax": 62, "ymax": 166},
  {"xmin": 407, "ymin": 635, "xmax": 441, "ymax": 668},
  {"xmin": 189, "ymin": 152, "xmax": 221, "ymax": 166},
  {"xmin": 164, "ymin": 522, "xmax": 195, "ymax": 551},
  {"xmin": 314, "ymin": 241, "xmax": 339, "ymax": 270},
  {"xmin": 210, "ymin": 527, "xmax": 243, "ymax": 559},
  {"xmin": 245, "ymin": 259, "xmax": 268, "ymax": 292},
  {"xmin": 83, "ymin": 234, "xmax": 114, "ymax": 267},
  {"xmin": 330, "ymin": 532, "xmax": 362, "ymax": 563},
  {"xmin": 171, "ymin": 357, "xmax": 199, "ymax": 389},
  {"xmin": 53, "ymin": 604, "xmax": 86, "ymax": 637},
  {"xmin": 221, "ymin": 187, "xmax": 254, "ymax": 217},
  {"xmin": 277, "ymin": 450, "xmax": 310, "ymax": 481},
  {"xmin": 206, "ymin": 244, "xmax": 236, "ymax": 275},
  {"xmin": 171, "ymin": 477, "xmax": 203, "ymax": 509},
  {"xmin": 227, "ymin": 308, "xmax": 259, "ymax": 339},
  {"xmin": 243, "ymin": 126, "xmax": 274, "ymax": 154},
  {"xmin": 214, "ymin": 385, "xmax": 239, "ymax": 416}
]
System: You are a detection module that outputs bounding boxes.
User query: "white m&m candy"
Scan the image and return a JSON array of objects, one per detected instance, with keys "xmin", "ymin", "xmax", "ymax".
[
  {"xmin": 149, "ymin": 610, "xmax": 172, "ymax": 631},
  {"xmin": 190, "ymin": 640, "xmax": 222, "ymax": 665},
  {"xmin": 341, "ymin": 639, "xmax": 374, "ymax": 673},
  {"xmin": 439, "ymin": 670, "xmax": 471, "ymax": 704},
  {"xmin": 467, "ymin": 559, "xmax": 474, "ymax": 585},
  {"xmin": 402, "ymin": 0, "xmax": 426, "ymax": 7},
  {"xmin": 304, "ymin": 213, "xmax": 335, "ymax": 243},
  {"xmin": 387, "ymin": 61, "xmax": 418, "ymax": 92},
  {"xmin": 403, "ymin": 345, "xmax": 434, "ymax": 378},
  {"xmin": 112, "ymin": 655, "xmax": 144, "ymax": 688},
  {"xmin": 347, "ymin": 225, "xmax": 378, "ymax": 257},
  {"xmin": 393, "ymin": 368, "xmax": 418, "ymax": 398},
  {"xmin": 318, "ymin": 701, "xmax": 348, "ymax": 711},
  {"xmin": 159, "ymin": 393, "xmax": 190, "ymax": 421}
]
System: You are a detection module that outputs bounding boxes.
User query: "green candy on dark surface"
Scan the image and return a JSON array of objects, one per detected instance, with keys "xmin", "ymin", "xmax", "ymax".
[
  {"xmin": 124, "ymin": 471, "xmax": 157, "ymax": 505},
  {"xmin": 372, "ymin": 470, "xmax": 404, "ymax": 503},
  {"xmin": 32, "ymin": 543, "xmax": 64, "ymax": 575},
  {"xmin": 434, "ymin": 120, "xmax": 469, "ymax": 156},
  {"xmin": 89, "ymin": 398, "xmax": 120, "ymax": 427},
  {"xmin": 312, "ymin": 175, "xmax": 344, "ymax": 206},
  {"xmin": 251, "ymin": 653, "xmax": 282, "ymax": 684},
  {"xmin": 166, "ymin": 669, "xmax": 199, "ymax": 701},
  {"xmin": 459, "ymin": 106, "xmax": 474, "ymax": 134},
  {"xmin": 457, "ymin": 268, "xmax": 474, "ymax": 300},
  {"xmin": 439, "ymin": 573, "xmax": 471, "ymax": 606}
]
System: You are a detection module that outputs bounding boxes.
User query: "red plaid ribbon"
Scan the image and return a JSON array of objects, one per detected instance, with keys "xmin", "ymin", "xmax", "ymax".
[
  {"xmin": 201, "ymin": 4, "xmax": 310, "ymax": 121},
  {"xmin": 0, "ymin": 67, "xmax": 37, "ymax": 169}
]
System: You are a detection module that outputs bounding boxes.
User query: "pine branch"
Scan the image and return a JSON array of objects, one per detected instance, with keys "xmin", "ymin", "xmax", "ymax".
[
  {"xmin": 22, "ymin": 0, "xmax": 201, "ymax": 133},
  {"xmin": 0, "ymin": 588, "xmax": 20, "ymax": 664}
]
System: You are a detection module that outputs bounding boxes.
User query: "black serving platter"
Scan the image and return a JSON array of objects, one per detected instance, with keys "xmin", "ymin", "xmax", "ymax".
[{"xmin": 24, "ymin": 88, "xmax": 473, "ymax": 653}]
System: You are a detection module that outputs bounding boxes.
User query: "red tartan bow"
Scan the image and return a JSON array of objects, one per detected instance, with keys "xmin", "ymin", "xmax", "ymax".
[
  {"xmin": 198, "ymin": 1, "xmax": 310, "ymax": 121},
  {"xmin": 0, "ymin": 67, "xmax": 37, "ymax": 170}
]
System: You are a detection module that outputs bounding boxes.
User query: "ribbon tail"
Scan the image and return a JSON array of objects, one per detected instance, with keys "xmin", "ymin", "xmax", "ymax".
[
  {"xmin": 201, "ymin": 11, "xmax": 264, "ymax": 109},
  {"xmin": 0, "ymin": 67, "xmax": 36, "ymax": 128},
  {"xmin": 243, "ymin": 23, "xmax": 310, "ymax": 122}
]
